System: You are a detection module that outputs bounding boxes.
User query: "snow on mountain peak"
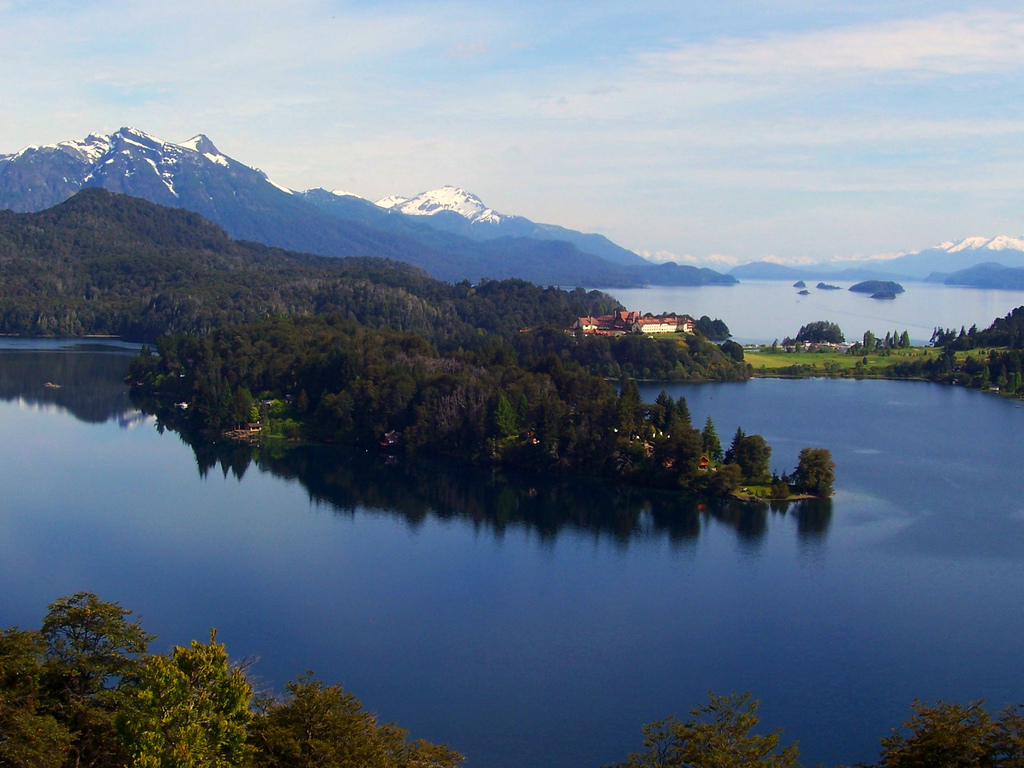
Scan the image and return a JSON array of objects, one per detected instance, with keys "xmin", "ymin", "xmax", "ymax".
[
  {"xmin": 374, "ymin": 185, "xmax": 507, "ymax": 224},
  {"xmin": 330, "ymin": 189, "xmax": 363, "ymax": 199},
  {"xmin": 375, "ymin": 195, "xmax": 410, "ymax": 210},
  {"xmin": 56, "ymin": 133, "xmax": 112, "ymax": 165},
  {"xmin": 178, "ymin": 134, "xmax": 221, "ymax": 157},
  {"xmin": 112, "ymin": 127, "xmax": 168, "ymax": 151},
  {"xmin": 936, "ymin": 236, "xmax": 1024, "ymax": 253}
]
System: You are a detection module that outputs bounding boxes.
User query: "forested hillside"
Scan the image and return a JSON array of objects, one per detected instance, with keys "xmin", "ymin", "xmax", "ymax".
[{"xmin": 0, "ymin": 189, "xmax": 619, "ymax": 341}]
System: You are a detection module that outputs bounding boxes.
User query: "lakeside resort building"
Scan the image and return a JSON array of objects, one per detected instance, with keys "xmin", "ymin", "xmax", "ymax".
[{"xmin": 574, "ymin": 310, "xmax": 695, "ymax": 336}]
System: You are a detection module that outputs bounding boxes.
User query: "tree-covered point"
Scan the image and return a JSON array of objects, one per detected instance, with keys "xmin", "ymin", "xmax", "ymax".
[
  {"xmin": 933, "ymin": 305, "xmax": 1024, "ymax": 352},
  {"xmin": 693, "ymin": 315, "xmax": 731, "ymax": 340},
  {"xmin": 0, "ymin": 592, "xmax": 462, "ymax": 768},
  {"xmin": 786, "ymin": 320, "xmax": 845, "ymax": 345},
  {"xmin": 126, "ymin": 315, "xmax": 816, "ymax": 497}
]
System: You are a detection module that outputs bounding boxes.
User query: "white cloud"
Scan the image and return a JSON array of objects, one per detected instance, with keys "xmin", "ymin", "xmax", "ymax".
[
  {"xmin": 642, "ymin": 10, "xmax": 1024, "ymax": 81},
  {"xmin": 637, "ymin": 249, "xmax": 700, "ymax": 264},
  {"xmin": 445, "ymin": 43, "xmax": 488, "ymax": 59}
]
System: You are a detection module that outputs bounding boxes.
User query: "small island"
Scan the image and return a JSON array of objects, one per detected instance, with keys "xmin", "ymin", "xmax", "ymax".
[
  {"xmin": 793, "ymin": 280, "xmax": 806, "ymax": 288},
  {"xmin": 816, "ymin": 282, "xmax": 841, "ymax": 290},
  {"xmin": 849, "ymin": 280, "xmax": 904, "ymax": 295},
  {"xmin": 798, "ymin": 289, "xmax": 810, "ymax": 295},
  {"xmin": 870, "ymin": 290, "xmax": 898, "ymax": 300}
]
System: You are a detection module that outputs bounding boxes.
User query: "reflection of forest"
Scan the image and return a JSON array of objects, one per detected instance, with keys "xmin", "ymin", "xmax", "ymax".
[
  {"xmin": 188, "ymin": 439, "xmax": 832, "ymax": 545},
  {"xmin": 0, "ymin": 347, "xmax": 143, "ymax": 425}
]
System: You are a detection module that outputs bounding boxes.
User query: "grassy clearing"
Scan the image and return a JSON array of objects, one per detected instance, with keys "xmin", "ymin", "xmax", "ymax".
[{"xmin": 745, "ymin": 346, "xmax": 938, "ymax": 374}]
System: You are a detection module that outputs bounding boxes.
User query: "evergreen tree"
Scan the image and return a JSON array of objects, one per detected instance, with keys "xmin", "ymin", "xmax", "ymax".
[
  {"xmin": 675, "ymin": 395, "xmax": 692, "ymax": 427},
  {"xmin": 494, "ymin": 392, "xmax": 519, "ymax": 438},
  {"xmin": 702, "ymin": 415, "xmax": 723, "ymax": 461},
  {"xmin": 724, "ymin": 426, "xmax": 745, "ymax": 465}
]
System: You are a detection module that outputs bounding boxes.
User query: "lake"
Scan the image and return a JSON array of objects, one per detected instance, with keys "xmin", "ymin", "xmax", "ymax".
[
  {"xmin": 598, "ymin": 280, "xmax": 1024, "ymax": 346},
  {"xmin": 3, "ymin": 340, "xmax": 1024, "ymax": 768}
]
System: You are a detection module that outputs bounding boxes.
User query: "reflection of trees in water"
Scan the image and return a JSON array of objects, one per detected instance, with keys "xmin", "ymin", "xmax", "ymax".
[
  {"xmin": 185, "ymin": 438, "xmax": 831, "ymax": 547},
  {"xmin": 0, "ymin": 349, "xmax": 143, "ymax": 424},
  {"xmin": 794, "ymin": 498, "xmax": 833, "ymax": 540}
]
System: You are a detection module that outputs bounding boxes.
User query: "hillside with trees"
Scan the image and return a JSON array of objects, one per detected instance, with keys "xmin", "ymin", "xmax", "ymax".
[{"xmin": 0, "ymin": 189, "xmax": 621, "ymax": 340}]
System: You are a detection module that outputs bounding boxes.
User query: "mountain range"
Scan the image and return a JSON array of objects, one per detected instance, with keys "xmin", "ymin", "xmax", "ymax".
[
  {"xmin": 0, "ymin": 127, "xmax": 732, "ymax": 289},
  {"xmin": 730, "ymin": 236, "xmax": 1024, "ymax": 286}
]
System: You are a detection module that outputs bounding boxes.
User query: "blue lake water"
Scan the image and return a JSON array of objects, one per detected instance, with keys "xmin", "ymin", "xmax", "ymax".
[
  {"xmin": 600, "ymin": 281, "xmax": 1024, "ymax": 346},
  {"xmin": 2, "ymin": 341, "xmax": 1024, "ymax": 767}
]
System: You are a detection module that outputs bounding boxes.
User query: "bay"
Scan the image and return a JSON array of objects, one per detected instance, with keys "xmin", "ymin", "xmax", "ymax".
[
  {"xmin": 599, "ymin": 281, "xmax": 1024, "ymax": 346},
  {"xmin": 3, "ymin": 341, "xmax": 1024, "ymax": 767}
]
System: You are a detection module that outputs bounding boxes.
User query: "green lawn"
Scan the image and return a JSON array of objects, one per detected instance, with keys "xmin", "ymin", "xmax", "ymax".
[{"xmin": 745, "ymin": 346, "xmax": 937, "ymax": 372}]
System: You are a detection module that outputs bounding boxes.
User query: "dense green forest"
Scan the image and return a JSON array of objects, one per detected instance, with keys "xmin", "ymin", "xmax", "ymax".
[
  {"xmin": 3, "ymin": 593, "xmax": 1019, "ymax": 768},
  {"xmin": 0, "ymin": 189, "xmax": 621, "ymax": 341},
  {"xmin": 127, "ymin": 315, "xmax": 825, "ymax": 497},
  {"xmin": 932, "ymin": 306, "xmax": 1024, "ymax": 352},
  {"xmin": 0, "ymin": 189, "xmax": 745, "ymax": 383}
]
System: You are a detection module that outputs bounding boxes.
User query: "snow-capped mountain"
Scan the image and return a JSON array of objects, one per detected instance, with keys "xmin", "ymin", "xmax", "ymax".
[
  {"xmin": 0, "ymin": 127, "xmax": 299, "ymax": 214},
  {"xmin": 359, "ymin": 185, "xmax": 647, "ymax": 267},
  {"xmin": 0, "ymin": 128, "xmax": 734, "ymax": 287},
  {"xmin": 888, "ymin": 235, "xmax": 1024, "ymax": 279},
  {"xmin": 933, "ymin": 235, "xmax": 1024, "ymax": 254},
  {"xmin": 375, "ymin": 186, "xmax": 507, "ymax": 226}
]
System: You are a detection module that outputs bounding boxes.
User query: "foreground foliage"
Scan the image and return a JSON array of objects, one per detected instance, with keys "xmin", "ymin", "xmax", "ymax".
[
  {"xmin": 609, "ymin": 692, "xmax": 800, "ymax": 768},
  {"xmin": 614, "ymin": 694, "xmax": 1024, "ymax": 768},
  {"xmin": 5, "ymin": 595, "xmax": 1023, "ymax": 767},
  {"xmin": 0, "ymin": 593, "xmax": 462, "ymax": 768}
]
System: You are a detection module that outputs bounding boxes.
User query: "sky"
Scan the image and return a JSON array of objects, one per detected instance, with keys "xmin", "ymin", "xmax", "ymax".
[{"xmin": 2, "ymin": 0, "xmax": 1023, "ymax": 267}]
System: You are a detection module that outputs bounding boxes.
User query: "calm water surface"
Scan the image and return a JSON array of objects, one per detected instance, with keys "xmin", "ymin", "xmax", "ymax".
[
  {"xmin": 601, "ymin": 281, "xmax": 1024, "ymax": 346},
  {"xmin": 2, "ymin": 340, "xmax": 1024, "ymax": 768}
]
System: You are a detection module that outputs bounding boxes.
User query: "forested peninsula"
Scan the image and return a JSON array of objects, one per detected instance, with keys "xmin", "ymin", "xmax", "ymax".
[{"xmin": 127, "ymin": 316, "xmax": 833, "ymax": 499}]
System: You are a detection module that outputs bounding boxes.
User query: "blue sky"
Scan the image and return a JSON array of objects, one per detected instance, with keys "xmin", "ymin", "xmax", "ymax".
[{"xmin": 2, "ymin": 0, "xmax": 1023, "ymax": 266}]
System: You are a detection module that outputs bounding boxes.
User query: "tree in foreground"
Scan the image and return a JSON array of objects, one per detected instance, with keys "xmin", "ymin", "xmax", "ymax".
[
  {"xmin": 118, "ymin": 630, "xmax": 253, "ymax": 768},
  {"xmin": 251, "ymin": 675, "xmax": 463, "ymax": 768},
  {"xmin": 861, "ymin": 699, "xmax": 1024, "ymax": 767},
  {"xmin": 608, "ymin": 691, "xmax": 800, "ymax": 768},
  {"xmin": 0, "ymin": 629, "xmax": 72, "ymax": 768},
  {"xmin": 40, "ymin": 591, "xmax": 153, "ymax": 768},
  {"xmin": 792, "ymin": 448, "xmax": 836, "ymax": 497}
]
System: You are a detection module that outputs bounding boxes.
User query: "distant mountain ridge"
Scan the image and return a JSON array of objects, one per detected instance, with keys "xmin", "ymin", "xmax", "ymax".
[
  {"xmin": 0, "ymin": 128, "xmax": 734, "ymax": 288},
  {"xmin": 731, "ymin": 235, "xmax": 1024, "ymax": 287},
  {"xmin": 939, "ymin": 262, "xmax": 1024, "ymax": 290},
  {"xmin": 368, "ymin": 185, "xmax": 649, "ymax": 267}
]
